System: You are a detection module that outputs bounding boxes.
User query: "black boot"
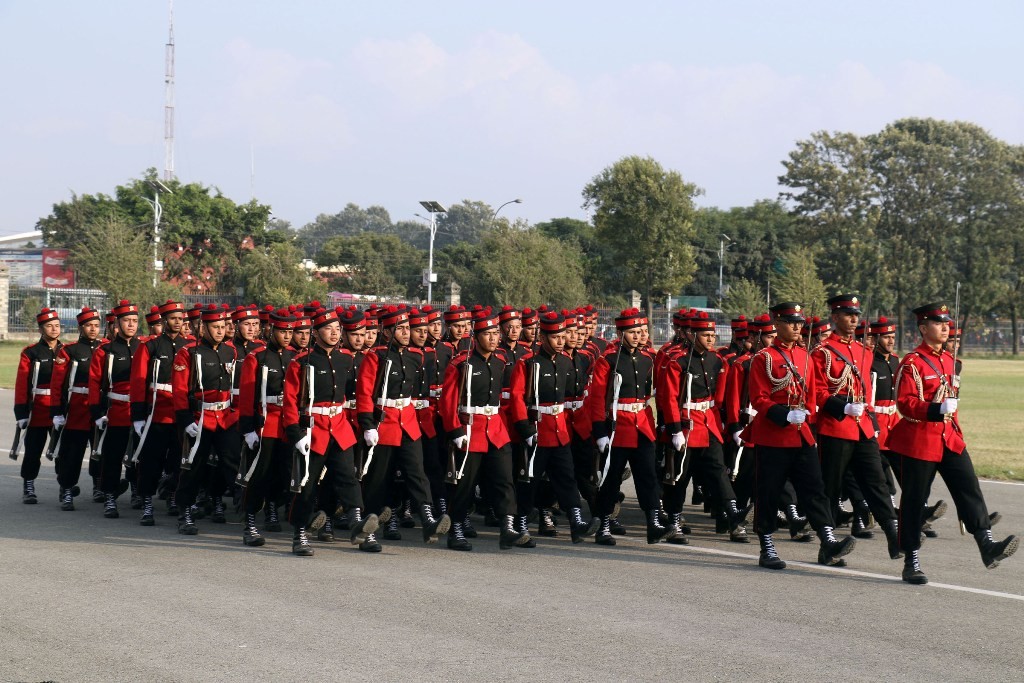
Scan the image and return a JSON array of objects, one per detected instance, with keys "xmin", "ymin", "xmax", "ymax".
[
  {"xmin": 318, "ymin": 517, "xmax": 335, "ymax": 543},
  {"xmin": 881, "ymin": 519, "xmax": 903, "ymax": 559},
  {"xmin": 595, "ymin": 516, "xmax": 616, "ymax": 546},
  {"xmin": 92, "ymin": 478, "xmax": 104, "ymax": 503},
  {"xmin": 166, "ymin": 492, "xmax": 179, "ymax": 516},
  {"xmin": 646, "ymin": 509, "xmax": 675, "ymax": 544},
  {"xmin": 292, "ymin": 527, "xmax": 314, "ymax": 556},
  {"xmin": 22, "ymin": 480, "xmax": 37, "ymax": 505},
  {"xmin": 691, "ymin": 484, "xmax": 703, "ymax": 506},
  {"xmin": 851, "ymin": 508, "xmax": 874, "ymax": 539},
  {"xmin": 178, "ymin": 507, "xmax": 198, "ymax": 535},
  {"xmin": 569, "ymin": 507, "xmax": 599, "ymax": 544},
  {"xmin": 130, "ymin": 480, "xmax": 143, "ymax": 510},
  {"xmin": 60, "ymin": 487, "xmax": 74, "ymax": 511},
  {"xmin": 400, "ymin": 500, "xmax": 416, "ymax": 528},
  {"xmin": 758, "ymin": 533, "xmax": 786, "ymax": 570},
  {"xmin": 499, "ymin": 515, "xmax": 531, "ymax": 549},
  {"xmin": 103, "ymin": 493, "xmax": 119, "ymax": 519},
  {"xmin": 140, "ymin": 496, "xmax": 155, "ymax": 526},
  {"xmin": 462, "ymin": 514, "xmax": 478, "ymax": 538},
  {"xmin": 264, "ymin": 500, "xmax": 281, "ymax": 532},
  {"xmin": 307, "ymin": 509, "xmax": 326, "ymax": 532},
  {"xmin": 666, "ymin": 512, "xmax": 689, "ymax": 545},
  {"xmin": 730, "ymin": 524, "xmax": 750, "ymax": 543},
  {"xmin": 727, "ymin": 500, "xmax": 752, "ymax": 531},
  {"xmin": 836, "ymin": 500, "xmax": 854, "ymax": 527},
  {"xmin": 818, "ymin": 526, "xmax": 856, "ymax": 565},
  {"xmin": 447, "ymin": 521, "xmax": 473, "ymax": 551},
  {"xmin": 975, "ymin": 529, "xmax": 1019, "ymax": 569},
  {"xmin": 347, "ymin": 507, "xmax": 379, "ymax": 545},
  {"xmin": 514, "ymin": 515, "xmax": 537, "ymax": 548},
  {"xmin": 359, "ymin": 532, "xmax": 382, "ymax": 553},
  {"xmin": 210, "ymin": 496, "xmax": 226, "ymax": 524},
  {"xmin": 377, "ymin": 506, "xmax": 393, "ymax": 527},
  {"xmin": 924, "ymin": 499, "xmax": 948, "ymax": 523},
  {"xmin": 383, "ymin": 513, "xmax": 402, "ymax": 541},
  {"xmin": 609, "ymin": 517, "xmax": 627, "ymax": 535},
  {"xmin": 902, "ymin": 549, "xmax": 927, "ymax": 584},
  {"xmin": 538, "ymin": 509, "xmax": 558, "ymax": 537},
  {"xmin": 990, "ymin": 511, "xmax": 1002, "ymax": 527},
  {"xmin": 243, "ymin": 513, "xmax": 265, "ymax": 547},
  {"xmin": 484, "ymin": 507, "xmax": 500, "ymax": 527},
  {"xmin": 785, "ymin": 504, "xmax": 808, "ymax": 538},
  {"xmin": 420, "ymin": 503, "xmax": 451, "ymax": 544}
]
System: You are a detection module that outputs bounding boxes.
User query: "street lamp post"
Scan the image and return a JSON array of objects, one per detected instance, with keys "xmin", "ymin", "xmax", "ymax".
[
  {"xmin": 718, "ymin": 233, "xmax": 733, "ymax": 308},
  {"xmin": 144, "ymin": 179, "xmax": 173, "ymax": 288},
  {"xmin": 491, "ymin": 198, "xmax": 523, "ymax": 222},
  {"xmin": 418, "ymin": 201, "xmax": 447, "ymax": 302}
]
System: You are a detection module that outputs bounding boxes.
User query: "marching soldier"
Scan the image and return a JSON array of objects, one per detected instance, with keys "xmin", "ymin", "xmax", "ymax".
[
  {"xmin": 88, "ymin": 300, "xmax": 141, "ymax": 519},
  {"xmin": 886, "ymin": 303, "xmax": 1018, "ymax": 584},
  {"xmin": 747, "ymin": 301, "xmax": 856, "ymax": 570},
  {"xmin": 438, "ymin": 310, "xmax": 531, "ymax": 551},
  {"xmin": 130, "ymin": 299, "xmax": 189, "ymax": 524},
  {"xmin": 50, "ymin": 307, "xmax": 104, "ymax": 510},
  {"xmin": 811, "ymin": 295, "xmax": 902, "ymax": 561},
  {"xmin": 12, "ymin": 307, "xmax": 64, "ymax": 504},
  {"xmin": 587, "ymin": 308, "xmax": 675, "ymax": 545},
  {"xmin": 143, "ymin": 306, "xmax": 163, "ymax": 340},
  {"xmin": 356, "ymin": 306, "xmax": 450, "ymax": 549},
  {"xmin": 508, "ymin": 310, "xmax": 599, "ymax": 544},
  {"xmin": 290, "ymin": 309, "xmax": 312, "ymax": 351},
  {"xmin": 171, "ymin": 305, "xmax": 240, "ymax": 535}
]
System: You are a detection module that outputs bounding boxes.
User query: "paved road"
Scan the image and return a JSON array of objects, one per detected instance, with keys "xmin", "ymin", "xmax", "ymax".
[{"xmin": 0, "ymin": 389, "xmax": 1021, "ymax": 683}]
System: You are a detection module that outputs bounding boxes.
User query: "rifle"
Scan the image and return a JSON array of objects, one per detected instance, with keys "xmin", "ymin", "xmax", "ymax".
[
  {"xmin": 362, "ymin": 334, "xmax": 397, "ymax": 480},
  {"xmin": 130, "ymin": 358, "xmax": 160, "ymax": 463},
  {"xmin": 239, "ymin": 365, "xmax": 268, "ymax": 487},
  {"xmin": 94, "ymin": 352, "xmax": 115, "ymax": 456},
  {"xmin": 181, "ymin": 349, "xmax": 205, "ymax": 470},
  {"xmin": 951, "ymin": 282, "xmax": 961, "ymax": 398},
  {"xmin": 596, "ymin": 345, "xmax": 624, "ymax": 488},
  {"xmin": 526, "ymin": 358, "xmax": 540, "ymax": 479},
  {"xmin": 47, "ymin": 359, "xmax": 78, "ymax": 462},
  {"xmin": 669, "ymin": 338, "xmax": 696, "ymax": 484},
  {"xmin": 298, "ymin": 363, "xmax": 314, "ymax": 488},
  {"xmin": 10, "ymin": 361, "xmax": 40, "ymax": 461}
]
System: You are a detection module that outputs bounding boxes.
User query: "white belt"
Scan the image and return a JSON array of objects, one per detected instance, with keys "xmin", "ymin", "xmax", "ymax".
[
  {"xmin": 460, "ymin": 405, "xmax": 501, "ymax": 416},
  {"xmin": 565, "ymin": 400, "xmax": 584, "ymax": 411},
  {"xmin": 149, "ymin": 382, "xmax": 172, "ymax": 392},
  {"xmin": 537, "ymin": 404, "xmax": 565, "ymax": 416},
  {"xmin": 231, "ymin": 388, "xmax": 241, "ymax": 396},
  {"xmin": 377, "ymin": 397, "xmax": 411, "ymax": 409},
  {"xmin": 266, "ymin": 395, "xmax": 283, "ymax": 406},
  {"xmin": 429, "ymin": 388, "xmax": 441, "ymax": 398},
  {"xmin": 342, "ymin": 399, "xmax": 357, "ymax": 410},
  {"xmin": 201, "ymin": 400, "xmax": 230, "ymax": 411},
  {"xmin": 683, "ymin": 399, "xmax": 714, "ymax": 411},
  {"xmin": 874, "ymin": 405, "xmax": 897, "ymax": 415},
  {"xmin": 70, "ymin": 386, "xmax": 89, "ymax": 395},
  {"xmin": 309, "ymin": 404, "xmax": 345, "ymax": 417},
  {"xmin": 413, "ymin": 399, "xmax": 432, "ymax": 410},
  {"xmin": 108, "ymin": 392, "xmax": 130, "ymax": 402},
  {"xmin": 33, "ymin": 388, "xmax": 51, "ymax": 396},
  {"xmin": 615, "ymin": 401, "xmax": 650, "ymax": 413},
  {"xmin": 501, "ymin": 391, "xmax": 511, "ymax": 400}
]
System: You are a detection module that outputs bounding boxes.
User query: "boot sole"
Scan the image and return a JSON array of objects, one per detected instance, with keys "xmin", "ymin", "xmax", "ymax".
[
  {"xmin": 178, "ymin": 526, "xmax": 198, "ymax": 535},
  {"xmin": 350, "ymin": 514, "xmax": 380, "ymax": 545},
  {"xmin": 308, "ymin": 510, "xmax": 327, "ymax": 532},
  {"xmin": 140, "ymin": 518, "xmax": 155, "ymax": 527},
  {"xmin": 985, "ymin": 536, "xmax": 1019, "ymax": 569},
  {"xmin": 902, "ymin": 573, "xmax": 928, "ymax": 585},
  {"xmin": 759, "ymin": 559, "xmax": 787, "ymax": 570},
  {"xmin": 926, "ymin": 500, "xmax": 948, "ymax": 523},
  {"xmin": 424, "ymin": 514, "xmax": 452, "ymax": 544},
  {"xmin": 243, "ymin": 537, "xmax": 266, "ymax": 547}
]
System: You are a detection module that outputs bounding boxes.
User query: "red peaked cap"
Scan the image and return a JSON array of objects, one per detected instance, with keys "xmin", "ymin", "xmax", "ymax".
[
  {"xmin": 201, "ymin": 303, "xmax": 228, "ymax": 322},
  {"xmin": 472, "ymin": 306, "xmax": 500, "ymax": 333},
  {"xmin": 269, "ymin": 308, "xmax": 295, "ymax": 330},
  {"xmin": 869, "ymin": 316, "xmax": 896, "ymax": 335},
  {"xmin": 690, "ymin": 311, "xmax": 714, "ymax": 332},
  {"xmin": 76, "ymin": 307, "xmax": 99, "ymax": 325},
  {"xmin": 159, "ymin": 299, "xmax": 185, "ymax": 316},
  {"xmin": 112, "ymin": 300, "xmax": 139, "ymax": 318},
  {"xmin": 36, "ymin": 307, "xmax": 59, "ymax": 325},
  {"xmin": 539, "ymin": 310, "xmax": 566, "ymax": 333},
  {"xmin": 498, "ymin": 305, "xmax": 521, "ymax": 323},
  {"xmin": 145, "ymin": 306, "xmax": 162, "ymax": 325},
  {"xmin": 615, "ymin": 308, "xmax": 647, "ymax": 330}
]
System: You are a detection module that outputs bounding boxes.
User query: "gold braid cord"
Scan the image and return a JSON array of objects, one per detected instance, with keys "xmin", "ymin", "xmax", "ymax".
[
  {"xmin": 761, "ymin": 349, "xmax": 793, "ymax": 394},
  {"xmin": 818, "ymin": 348, "xmax": 854, "ymax": 397},
  {"xmin": 894, "ymin": 358, "xmax": 942, "ymax": 424}
]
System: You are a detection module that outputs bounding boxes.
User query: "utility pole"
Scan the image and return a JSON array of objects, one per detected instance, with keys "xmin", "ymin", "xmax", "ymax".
[{"xmin": 164, "ymin": 0, "xmax": 175, "ymax": 181}]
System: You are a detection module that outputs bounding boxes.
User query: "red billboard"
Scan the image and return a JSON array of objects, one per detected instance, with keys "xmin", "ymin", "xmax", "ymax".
[{"xmin": 42, "ymin": 249, "xmax": 75, "ymax": 289}]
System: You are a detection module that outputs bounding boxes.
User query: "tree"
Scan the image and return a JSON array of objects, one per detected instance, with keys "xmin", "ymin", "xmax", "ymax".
[
  {"xmin": 66, "ymin": 215, "xmax": 153, "ymax": 305},
  {"xmin": 535, "ymin": 217, "xmax": 612, "ymax": 300},
  {"xmin": 236, "ymin": 241, "xmax": 326, "ymax": 307},
  {"xmin": 434, "ymin": 200, "xmax": 497, "ymax": 249},
  {"xmin": 722, "ymin": 278, "xmax": 767, "ymax": 319},
  {"xmin": 317, "ymin": 233, "xmax": 426, "ymax": 299},
  {"xmin": 582, "ymin": 156, "xmax": 701, "ymax": 319},
  {"xmin": 773, "ymin": 247, "xmax": 828, "ymax": 318},
  {"xmin": 295, "ymin": 203, "xmax": 395, "ymax": 258}
]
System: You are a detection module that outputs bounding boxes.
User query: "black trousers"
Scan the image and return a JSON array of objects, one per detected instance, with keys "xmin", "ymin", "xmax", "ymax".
[
  {"xmin": 595, "ymin": 436, "xmax": 661, "ymax": 517},
  {"xmin": 175, "ymin": 427, "xmax": 241, "ymax": 514},
  {"xmin": 897, "ymin": 448, "xmax": 990, "ymax": 553},
  {"xmin": 521, "ymin": 444, "xmax": 583, "ymax": 515},
  {"xmin": 819, "ymin": 434, "xmax": 896, "ymax": 525},
  {"xmin": 448, "ymin": 444, "xmax": 517, "ymax": 522},
  {"xmin": 241, "ymin": 436, "xmax": 292, "ymax": 515},
  {"xmin": 731, "ymin": 443, "xmax": 756, "ymax": 508},
  {"xmin": 290, "ymin": 440, "xmax": 363, "ymax": 527},
  {"xmin": 361, "ymin": 435, "xmax": 433, "ymax": 517},
  {"xmin": 420, "ymin": 434, "xmax": 447, "ymax": 510},
  {"xmin": 754, "ymin": 444, "xmax": 834, "ymax": 536},
  {"xmin": 570, "ymin": 434, "xmax": 598, "ymax": 514},
  {"xmin": 99, "ymin": 426, "xmax": 132, "ymax": 494},
  {"xmin": 19, "ymin": 426, "xmax": 50, "ymax": 481},
  {"xmin": 137, "ymin": 423, "xmax": 180, "ymax": 497},
  {"xmin": 663, "ymin": 437, "xmax": 737, "ymax": 515},
  {"xmin": 55, "ymin": 429, "xmax": 90, "ymax": 488}
]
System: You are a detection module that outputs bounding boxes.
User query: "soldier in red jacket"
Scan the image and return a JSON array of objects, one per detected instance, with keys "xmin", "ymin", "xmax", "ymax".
[
  {"xmin": 509, "ymin": 310, "xmax": 599, "ymax": 544},
  {"xmin": 439, "ymin": 310, "xmax": 531, "ymax": 551},
  {"xmin": 12, "ymin": 307, "xmax": 64, "ymax": 504},
  {"xmin": 887, "ymin": 302, "xmax": 1017, "ymax": 584},
  {"xmin": 89, "ymin": 301, "xmax": 141, "ymax": 519},
  {"xmin": 812, "ymin": 295, "xmax": 901, "ymax": 562},
  {"xmin": 130, "ymin": 300, "xmax": 189, "ymax": 524},
  {"xmin": 586, "ymin": 308, "xmax": 675, "ymax": 546},
  {"xmin": 563, "ymin": 312, "xmax": 597, "ymax": 514},
  {"xmin": 50, "ymin": 307, "xmax": 104, "ymax": 510},
  {"xmin": 748, "ymin": 302, "xmax": 856, "ymax": 570}
]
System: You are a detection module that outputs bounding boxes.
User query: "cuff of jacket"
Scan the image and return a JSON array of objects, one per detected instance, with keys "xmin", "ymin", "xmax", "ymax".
[
  {"xmin": 130, "ymin": 402, "xmax": 149, "ymax": 422},
  {"xmin": 448, "ymin": 426, "xmax": 467, "ymax": 441},
  {"xmin": 176, "ymin": 410, "xmax": 194, "ymax": 430},
  {"xmin": 823, "ymin": 395, "xmax": 849, "ymax": 421},
  {"xmin": 284, "ymin": 424, "xmax": 303, "ymax": 445},
  {"xmin": 767, "ymin": 404, "xmax": 791, "ymax": 427},
  {"xmin": 514, "ymin": 420, "xmax": 536, "ymax": 440},
  {"xmin": 357, "ymin": 412, "xmax": 375, "ymax": 432},
  {"xmin": 926, "ymin": 402, "xmax": 944, "ymax": 422},
  {"xmin": 591, "ymin": 420, "xmax": 609, "ymax": 440}
]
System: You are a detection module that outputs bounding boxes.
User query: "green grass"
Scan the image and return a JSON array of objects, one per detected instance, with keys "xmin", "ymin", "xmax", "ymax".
[{"xmin": 0, "ymin": 340, "xmax": 24, "ymax": 390}]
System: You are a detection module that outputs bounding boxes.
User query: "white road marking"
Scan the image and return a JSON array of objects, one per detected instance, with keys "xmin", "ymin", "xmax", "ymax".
[{"xmin": 981, "ymin": 478, "xmax": 1024, "ymax": 487}]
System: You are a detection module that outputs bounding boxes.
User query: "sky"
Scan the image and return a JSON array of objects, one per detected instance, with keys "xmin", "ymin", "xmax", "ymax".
[{"xmin": 2, "ymin": 1, "xmax": 1023, "ymax": 237}]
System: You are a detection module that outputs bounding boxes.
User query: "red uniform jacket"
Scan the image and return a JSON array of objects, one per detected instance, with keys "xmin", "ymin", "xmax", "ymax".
[
  {"xmin": 585, "ymin": 344, "xmax": 657, "ymax": 448},
  {"xmin": 171, "ymin": 338, "xmax": 237, "ymax": 431},
  {"xmin": 659, "ymin": 348, "xmax": 728, "ymax": 448},
  {"xmin": 89, "ymin": 336, "xmax": 139, "ymax": 427},
  {"xmin": 130, "ymin": 332, "xmax": 189, "ymax": 425},
  {"xmin": 411, "ymin": 345, "xmax": 439, "ymax": 439},
  {"xmin": 281, "ymin": 344, "xmax": 357, "ymax": 454},
  {"xmin": 565, "ymin": 347, "xmax": 594, "ymax": 440},
  {"xmin": 811, "ymin": 334, "xmax": 877, "ymax": 441},
  {"xmin": 51, "ymin": 337, "xmax": 102, "ymax": 431},
  {"xmin": 870, "ymin": 350, "xmax": 901, "ymax": 450},
  {"xmin": 356, "ymin": 345, "xmax": 422, "ymax": 446},
  {"xmin": 748, "ymin": 339, "xmax": 818, "ymax": 448},
  {"xmin": 725, "ymin": 352, "xmax": 753, "ymax": 436},
  {"xmin": 439, "ymin": 349, "xmax": 510, "ymax": 453},
  {"xmin": 15, "ymin": 339, "xmax": 64, "ymax": 428},
  {"xmin": 237, "ymin": 342, "xmax": 296, "ymax": 440},
  {"xmin": 885, "ymin": 343, "xmax": 965, "ymax": 461},
  {"xmin": 508, "ymin": 349, "xmax": 573, "ymax": 448}
]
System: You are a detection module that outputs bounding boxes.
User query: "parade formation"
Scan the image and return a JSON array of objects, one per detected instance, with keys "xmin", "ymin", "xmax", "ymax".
[{"xmin": 11, "ymin": 294, "xmax": 1019, "ymax": 585}]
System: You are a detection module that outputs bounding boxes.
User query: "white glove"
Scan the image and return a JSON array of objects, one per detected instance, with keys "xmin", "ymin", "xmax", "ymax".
[
  {"xmin": 732, "ymin": 431, "xmax": 743, "ymax": 447},
  {"xmin": 843, "ymin": 402, "xmax": 865, "ymax": 417},
  {"xmin": 364, "ymin": 429, "xmax": 379, "ymax": 447},
  {"xmin": 453, "ymin": 434, "xmax": 469, "ymax": 450},
  {"xmin": 940, "ymin": 398, "xmax": 958, "ymax": 415},
  {"xmin": 787, "ymin": 410, "xmax": 807, "ymax": 425},
  {"xmin": 671, "ymin": 432, "xmax": 686, "ymax": 451},
  {"xmin": 184, "ymin": 421, "xmax": 200, "ymax": 438},
  {"xmin": 296, "ymin": 434, "xmax": 311, "ymax": 456},
  {"xmin": 596, "ymin": 436, "xmax": 611, "ymax": 453},
  {"xmin": 94, "ymin": 416, "xmax": 108, "ymax": 430},
  {"xmin": 52, "ymin": 416, "xmax": 66, "ymax": 430},
  {"xmin": 17, "ymin": 418, "xmax": 29, "ymax": 429},
  {"xmin": 133, "ymin": 420, "xmax": 146, "ymax": 436},
  {"xmin": 525, "ymin": 434, "xmax": 536, "ymax": 447},
  {"xmin": 244, "ymin": 431, "xmax": 259, "ymax": 450}
]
